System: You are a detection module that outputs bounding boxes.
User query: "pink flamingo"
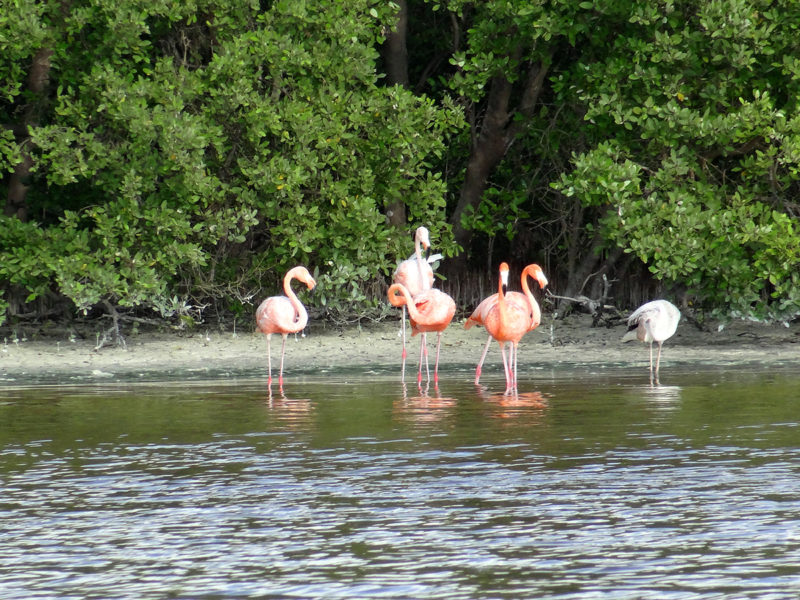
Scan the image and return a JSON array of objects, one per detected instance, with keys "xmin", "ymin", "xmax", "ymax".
[
  {"xmin": 392, "ymin": 226, "xmax": 434, "ymax": 381},
  {"xmin": 388, "ymin": 282, "xmax": 455, "ymax": 386},
  {"xmin": 256, "ymin": 266, "xmax": 316, "ymax": 388},
  {"xmin": 465, "ymin": 263, "xmax": 548, "ymax": 392}
]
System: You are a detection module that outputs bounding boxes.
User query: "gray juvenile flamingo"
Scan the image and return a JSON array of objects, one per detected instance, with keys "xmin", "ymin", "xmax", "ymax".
[{"xmin": 622, "ymin": 299, "xmax": 681, "ymax": 385}]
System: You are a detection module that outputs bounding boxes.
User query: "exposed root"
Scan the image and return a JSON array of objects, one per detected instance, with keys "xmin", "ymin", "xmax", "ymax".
[{"xmin": 94, "ymin": 301, "xmax": 127, "ymax": 351}]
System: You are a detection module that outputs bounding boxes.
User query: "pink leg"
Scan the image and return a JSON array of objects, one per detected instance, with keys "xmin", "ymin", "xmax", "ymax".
[
  {"xmin": 433, "ymin": 332, "xmax": 442, "ymax": 386},
  {"xmin": 417, "ymin": 334, "xmax": 425, "ymax": 385},
  {"xmin": 401, "ymin": 306, "xmax": 407, "ymax": 382},
  {"xmin": 511, "ymin": 343, "xmax": 518, "ymax": 391},
  {"xmin": 500, "ymin": 342, "xmax": 512, "ymax": 394},
  {"xmin": 266, "ymin": 334, "xmax": 273, "ymax": 386},
  {"xmin": 475, "ymin": 335, "xmax": 492, "ymax": 385},
  {"xmin": 278, "ymin": 333, "xmax": 287, "ymax": 390},
  {"xmin": 423, "ymin": 333, "xmax": 430, "ymax": 384}
]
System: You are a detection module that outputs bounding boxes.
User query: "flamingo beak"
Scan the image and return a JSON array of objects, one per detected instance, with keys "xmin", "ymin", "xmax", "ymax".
[{"xmin": 537, "ymin": 272, "xmax": 548, "ymax": 289}]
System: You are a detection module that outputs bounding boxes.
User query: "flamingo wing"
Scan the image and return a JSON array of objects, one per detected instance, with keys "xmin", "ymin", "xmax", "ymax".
[
  {"xmin": 410, "ymin": 289, "xmax": 456, "ymax": 334},
  {"xmin": 394, "ymin": 258, "xmax": 434, "ymax": 297},
  {"xmin": 505, "ymin": 291, "xmax": 541, "ymax": 330},
  {"xmin": 484, "ymin": 297, "xmax": 532, "ymax": 343},
  {"xmin": 257, "ymin": 296, "xmax": 305, "ymax": 335},
  {"xmin": 625, "ymin": 300, "xmax": 680, "ymax": 343},
  {"xmin": 465, "ymin": 293, "xmax": 499, "ymax": 329}
]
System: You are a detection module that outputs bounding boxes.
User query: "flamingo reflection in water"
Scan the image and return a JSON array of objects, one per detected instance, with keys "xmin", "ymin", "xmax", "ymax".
[
  {"xmin": 478, "ymin": 388, "xmax": 549, "ymax": 421},
  {"xmin": 394, "ymin": 381, "xmax": 457, "ymax": 424},
  {"xmin": 265, "ymin": 389, "xmax": 314, "ymax": 429}
]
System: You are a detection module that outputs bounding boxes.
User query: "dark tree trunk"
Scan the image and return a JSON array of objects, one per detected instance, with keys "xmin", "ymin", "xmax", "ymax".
[
  {"xmin": 383, "ymin": 0, "xmax": 408, "ymax": 88},
  {"xmin": 447, "ymin": 57, "xmax": 551, "ymax": 271},
  {"xmin": 5, "ymin": 46, "xmax": 54, "ymax": 221},
  {"xmin": 6, "ymin": 153, "xmax": 34, "ymax": 220},
  {"xmin": 382, "ymin": 0, "xmax": 409, "ymax": 228},
  {"xmin": 556, "ymin": 228, "xmax": 625, "ymax": 317}
]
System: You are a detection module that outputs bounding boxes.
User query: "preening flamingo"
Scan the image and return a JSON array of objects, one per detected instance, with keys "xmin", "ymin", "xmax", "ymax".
[
  {"xmin": 622, "ymin": 299, "xmax": 680, "ymax": 385},
  {"xmin": 256, "ymin": 266, "xmax": 316, "ymax": 388},
  {"xmin": 465, "ymin": 263, "xmax": 548, "ymax": 393},
  {"xmin": 392, "ymin": 226, "xmax": 435, "ymax": 381},
  {"xmin": 388, "ymin": 282, "xmax": 455, "ymax": 386}
]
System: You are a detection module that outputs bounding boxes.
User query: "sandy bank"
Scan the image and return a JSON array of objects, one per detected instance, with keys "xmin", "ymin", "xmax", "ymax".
[{"xmin": 1, "ymin": 313, "xmax": 799, "ymax": 385}]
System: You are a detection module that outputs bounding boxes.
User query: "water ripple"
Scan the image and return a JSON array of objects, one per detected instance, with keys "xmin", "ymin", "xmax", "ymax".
[{"xmin": 2, "ymin": 375, "xmax": 800, "ymax": 598}]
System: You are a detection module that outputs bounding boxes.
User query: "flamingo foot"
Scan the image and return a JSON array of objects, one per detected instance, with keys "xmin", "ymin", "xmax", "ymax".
[{"xmin": 402, "ymin": 347, "xmax": 407, "ymax": 360}]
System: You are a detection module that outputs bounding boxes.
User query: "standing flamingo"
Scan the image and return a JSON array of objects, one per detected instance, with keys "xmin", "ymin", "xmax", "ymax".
[
  {"xmin": 622, "ymin": 299, "xmax": 680, "ymax": 385},
  {"xmin": 256, "ymin": 266, "xmax": 316, "ymax": 388},
  {"xmin": 392, "ymin": 226, "xmax": 435, "ymax": 381},
  {"xmin": 388, "ymin": 282, "xmax": 455, "ymax": 386},
  {"xmin": 466, "ymin": 263, "xmax": 548, "ymax": 387}
]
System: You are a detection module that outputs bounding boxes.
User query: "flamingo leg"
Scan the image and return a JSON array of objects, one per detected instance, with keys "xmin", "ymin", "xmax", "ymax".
[
  {"xmin": 511, "ymin": 342, "xmax": 518, "ymax": 391},
  {"xmin": 475, "ymin": 335, "xmax": 492, "ymax": 385},
  {"xmin": 266, "ymin": 333, "xmax": 273, "ymax": 387},
  {"xmin": 433, "ymin": 331, "xmax": 443, "ymax": 386},
  {"xmin": 423, "ymin": 333, "xmax": 430, "ymax": 384},
  {"xmin": 500, "ymin": 342, "xmax": 512, "ymax": 394},
  {"xmin": 401, "ymin": 306, "xmax": 408, "ymax": 382},
  {"xmin": 648, "ymin": 341, "xmax": 654, "ymax": 386},
  {"xmin": 417, "ymin": 334, "xmax": 425, "ymax": 385},
  {"xmin": 279, "ymin": 333, "xmax": 288, "ymax": 390},
  {"xmin": 655, "ymin": 341, "xmax": 663, "ymax": 385}
]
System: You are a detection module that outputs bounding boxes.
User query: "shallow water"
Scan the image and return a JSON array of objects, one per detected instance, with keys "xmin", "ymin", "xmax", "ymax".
[{"xmin": 2, "ymin": 367, "xmax": 800, "ymax": 599}]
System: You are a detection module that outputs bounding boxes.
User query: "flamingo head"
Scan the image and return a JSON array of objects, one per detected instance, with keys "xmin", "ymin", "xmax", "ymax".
[
  {"xmin": 499, "ymin": 262, "xmax": 510, "ymax": 294},
  {"xmin": 288, "ymin": 266, "xmax": 317, "ymax": 291},
  {"xmin": 415, "ymin": 226, "xmax": 431, "ymax": 251},
  {"xmin": 525, "ymin": 264, "xmax": 549, "ymax": 289}
]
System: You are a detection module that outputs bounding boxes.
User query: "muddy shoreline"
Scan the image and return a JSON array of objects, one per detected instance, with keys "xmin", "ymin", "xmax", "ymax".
[{"xmin": 1, "ymin": 313, "xmax": 799, "ymax": 386}]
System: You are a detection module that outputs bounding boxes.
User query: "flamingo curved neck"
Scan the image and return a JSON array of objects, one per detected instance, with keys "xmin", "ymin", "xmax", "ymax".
[
  {"xmin": 398, "ymin": 285, "xmax": 425, "ymax": 322},
  {"xmin": 388, "ymin": 283, "xmax": 410, "ymax": 308},
  {"xmin": 521, "ymin": 269, "xmax": 542, "ymax": 325},
  {"xmin": 283, "ymin": 271, "xmax": 308, "ymax": 327},
  {"xmin": 393, "ymin": 283, "xmax": 438, "ymax": 326},
  {"xmin": 414, "ymin": 237, "xmax": 427, "ymax": 288}
]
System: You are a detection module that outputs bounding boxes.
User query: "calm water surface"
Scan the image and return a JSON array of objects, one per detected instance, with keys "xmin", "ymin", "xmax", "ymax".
[{"xmin": 1, "ymin": 367, "xmax": 800, "ymax": 599}]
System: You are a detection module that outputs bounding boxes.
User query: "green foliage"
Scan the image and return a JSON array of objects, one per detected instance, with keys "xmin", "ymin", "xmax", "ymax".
[
  {"xmin": 6, "ymin": 0, "xmax": 800, "ymax": 326},
  {"xmin": 554, "ymin": 0, "xmax": 800, "ymax": 320},
  {"xmin": 462, "ymin": 187, "xmax": 529, "ymax": 242},
  {"xmin": 0, "ymin": 0, "xmax": 463, "ymax": 325}
]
